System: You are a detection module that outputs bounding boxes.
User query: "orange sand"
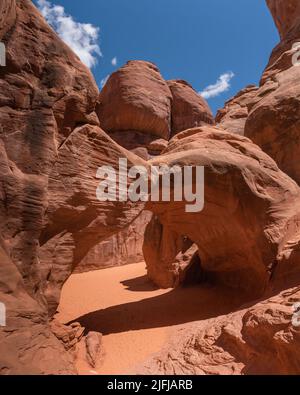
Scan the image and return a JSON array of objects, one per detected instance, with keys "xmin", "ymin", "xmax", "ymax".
[{"xmin": 56, "ymin": 262, "xmax": 245, "ymax": 375}]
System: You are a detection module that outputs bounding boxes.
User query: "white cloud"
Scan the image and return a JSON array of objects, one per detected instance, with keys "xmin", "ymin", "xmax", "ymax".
[
  {"xmin": 111, "ymin": 57, "xmax": 117, "ymax": 66},
  {"xmin": 100, "ymin": 74, "xmax": 110, "ymax": 88},
  {"xmin": 199, "ymin": 72, "xmax": 235, "ymax": 100},
  {"xmin": 36, "ymin": 0, "xmax": 101, "ymax": 68}
]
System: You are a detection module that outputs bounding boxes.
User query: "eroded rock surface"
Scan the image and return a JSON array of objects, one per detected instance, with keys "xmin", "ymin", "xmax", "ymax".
[
  {"xmin": 97, "ymin": 61, "xmax": 172, "ymax": 140},
  {"xmin": 0, "ymin": 0, "xmax": 147, "ymax": 374},
  {"xmin": 97, "ymin": 63, "xmax": 213, "ymax": 157},
  {"xmin": 0, "ymin": 238, "xmax": 76, "ymax": 374},
  {"xmin": 244, "ymin": 0, "xmax": 300, "ymax": 184},
  {"xmin": 266, "ymin": 0, "xmax": 300, "ymax": 40},
  {"xmin": 75, "ymin": 211, "xmax": 152, "ymax": 273},
  {"xmin": 216, "ymin": 85, "xmax": 258, "ymax": 135},
  {"xmin": 140, "ymin": 1, "xmax": 300, "ymax": 374},
  {"xmin": 144, "ymin": 126, "xmax": 300, "ymax": 297},
  {"xmin": 139, "ymin": 287, "xmax": 300, "ymax": 375},
  {"xmin": 85, "ymin": 331, "xmax": 103, "ymax": 369},
  {"xmin": 2, "ymin": 0, "xmax": 300, "ymax": 376},
  {"xmin": 167, "ymin": 80, "xmax": 214, "ymax": 137}
]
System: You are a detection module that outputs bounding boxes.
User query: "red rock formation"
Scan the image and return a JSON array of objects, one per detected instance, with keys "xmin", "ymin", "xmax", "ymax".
[
  {"xmin": 0, "ymin": 238, "xmax": 76, "ymax": 374},
  {"xmin": 139, "ymin": 0, "xmax": 300, "ymax": 375},
  {"xmin": 2, "ymin": 0, "xmax": 300, "ymax": 376},
  {"xmin": 0, "ymin": 0, "xmax": 16, "ymax": 37},
  {"xmin": 140, "ymin": 287, "xmax": 300, "ymax": 375},
  {"xmin": 216, "ymin": 85, "xmax": 258, "ymax": 135},
  {"xmin": 266, "ymin": 0, "xmax": 300, "ymax": 40},
  {"xmin": 244, "ymin": 0, "xmax": 300, "ymax": 184},
  {"xmin": 85, "ymin": 331, "xmax": 103, "ymax": 368},
  {"xmin": 101, "ymin": 131, "xmax": 168, "ymax": 160},
  {"xmin": 168, "ymin": 79, "xmax": 214, "ymax": 136},
  {"xmin": 97, "ymin": 61, "xmax": 172, "ymax": 140},
  {"xmin": 50, "ymin": 320, "xmax": 85, "ymax": 352},
  {"xmin": 144, "ymin": 126, "xmax": 300, "ymax": 296},
  {"xmin": 75, "ymin": 211, "xmax": 152, "ymax": 272},
  {"xmin": 0, "ymin": 0, "xmax": 147, "ymax": 374},
  {"xmin": 147, "ymin": 138, "xmax": 168, "ymax": 155},
  {"xmin": 97, "ymin": 64, "xmax": 214, "ymax": 156},
  {"xmin": 38, "ymin": 124, "xmax": 147, "ymax": 315}
]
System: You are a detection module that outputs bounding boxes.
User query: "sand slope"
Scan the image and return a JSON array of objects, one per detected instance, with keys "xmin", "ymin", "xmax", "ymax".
[{"xmin": 57, "ymin": 262, "xmax": 245, "ymax": 374}]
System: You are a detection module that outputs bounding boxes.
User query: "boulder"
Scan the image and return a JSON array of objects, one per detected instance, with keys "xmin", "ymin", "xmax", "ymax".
[
  {"xmin": 147, "ymin": 138, "xmax": 168, "ymax": 155},
  {"xmin": 50, "ymin": 320, "xmax": 85, "ymax": 352},
  {"xmin": 97, "ymin": 60, "xmax": 172, "ymax": 140},
  {"xmin": 168, "ymin": 79, "xmax": 214, "ymax": 136},
  {"xmin": 85, "ymin": 331, "xmax": 103, "ymax": 369}
]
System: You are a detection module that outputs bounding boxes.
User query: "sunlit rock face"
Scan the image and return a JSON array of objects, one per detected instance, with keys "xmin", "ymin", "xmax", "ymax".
[
  {"xmin": 144, "ymin": 126, "xmax": 300, "ymax": 295},
  {"xmin": 1, "ymin": 0, "xmax": 300, "ymax": 376},
  {"xmin": 216, "ymin": 85, "xmax": 258, "ymax": 136},
  {"xmin": 167, "ymin": 79, "xmax": 214, "ymax": 137},
  {"xmin": 140, "ymin": 0, "xmax": 300, "ymax": 375},
  {"xmin": 0, "ymin": 0, "xmax": 146, "ymax": 374},
  {"xmin": 266, "ymin": 0, "xmax": 300, "ymax": 40},
  {"xmin": 244, "ymin": 0, "xmax": 300, "ymax": 184},
  {"xmin": 0, "ymin": 0, "xmax": 16, "ymax": 37},
  {"xmin": 97, "ymin": 61, "xmax": 213, "ymax": 157},
  {"xmin": 97, "ymin": 60, "xmax": 173, "ymax": 140}
]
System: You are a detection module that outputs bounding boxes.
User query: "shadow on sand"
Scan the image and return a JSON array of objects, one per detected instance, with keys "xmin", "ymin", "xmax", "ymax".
[
  {"xmin": 120, "ymin": 275, "xmax": 160, "ymax": 292},
  {"xmin": 70, "ymin": 276, "xmax": 251, "ymax": 336}
]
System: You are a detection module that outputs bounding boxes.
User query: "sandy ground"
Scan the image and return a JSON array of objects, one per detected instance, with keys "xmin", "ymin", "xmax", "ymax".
[
  {"xmin": 57, "ymin": 262, "xmax": 245, "ymax": 375},
  {"xmin": 57, "ymin": 262, "xmax": 171, "ymax": 374}
]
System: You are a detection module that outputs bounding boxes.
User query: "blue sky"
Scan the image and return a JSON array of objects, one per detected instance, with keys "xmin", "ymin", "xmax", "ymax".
[{"xmin": 35, "ymin": 0, "xmax": 279, "ymax": 114}]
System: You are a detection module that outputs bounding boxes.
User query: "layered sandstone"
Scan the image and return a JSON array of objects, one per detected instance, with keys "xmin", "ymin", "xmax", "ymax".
[
  {"xmin": 216, "ymin": 85, "xmax": 258, "ymax": 135},
  {"xmin": 0, "ymin": 0, "xmax": 16, "ymax": 37},
  {"xmin": 167, "ymin": 79, "xmax": 214, "ymax": 136},
  {"xmin": 0, "ymin": 238, "xmax": 76, "ymax": 374},
  {"xmin": 139, "ymin": 0, "xmax": 300, "ymax": 375},
  {"xmin": 97, "ymin": 63, "xmax": 213, "ymax": 156},
  {"xmin": 244, "ymin": 0, "xmax": 300, "ymax": 184},
  {"xmin": 0, "ymin": 0, "xmax": 147, "ymax": 374},
  {"xmin": 140, "ymin": 287, "xmax": 300, "ymax": 375},
  {"xmin": 97, "ymin": 61, "xmax": 172, "ymax": 140},
  {"xmin": 266, "ymin": 0, "xmax": 300, "ymax": 40},
  {"xmin": 144, "ymin": 126, "xmax": 300, "ymax": 296},
  {"xmin": 75, "ymin": 211, "xmax": 152, "ymax": 272},
  {"xmin": 2, "ymin": 0, "xmax": 300, "ymax": 377}
]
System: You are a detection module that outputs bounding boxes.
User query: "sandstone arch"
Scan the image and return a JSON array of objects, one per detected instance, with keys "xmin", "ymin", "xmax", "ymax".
[{"xmin": 144, "ymin": 126, "xmax": 300, "ymax": 297}]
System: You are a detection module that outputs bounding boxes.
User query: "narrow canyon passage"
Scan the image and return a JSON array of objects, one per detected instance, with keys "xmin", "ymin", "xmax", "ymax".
[{"xmin": 56, "ymin": 262, "xmax": 248, "ymax": 374}]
